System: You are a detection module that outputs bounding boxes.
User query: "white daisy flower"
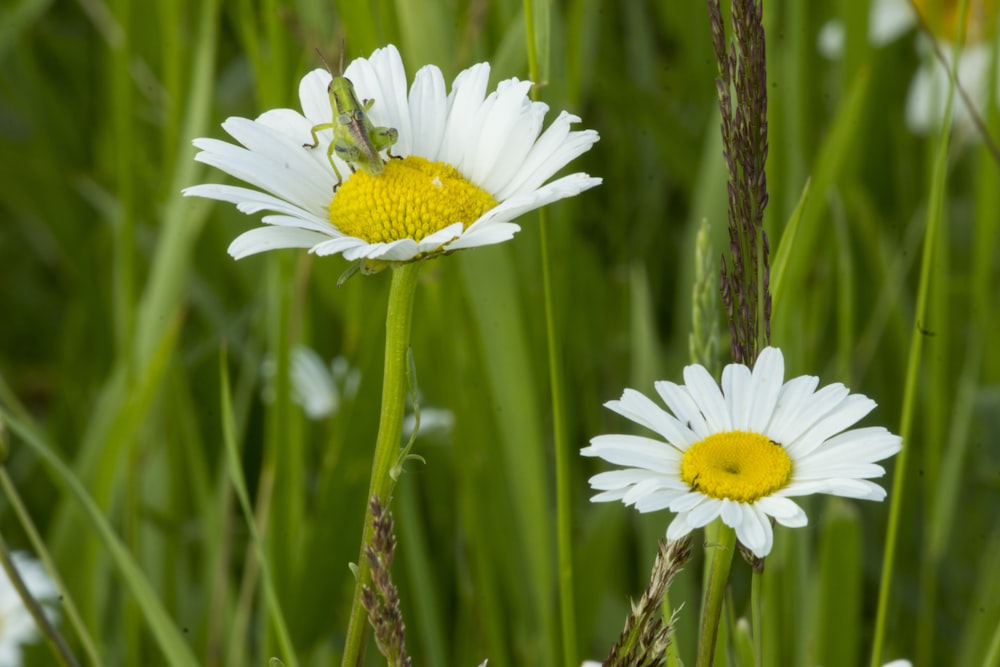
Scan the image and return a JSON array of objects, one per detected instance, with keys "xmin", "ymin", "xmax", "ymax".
[
  {"xmin": 0, "ymin": 552, "xmax": 60, "ymax": 666},
  {"xmin": 263, "ymin": 346, "xmax": 452, "ymax": 439},
  {"xmin": 261, "ymin": 346, "xmax": 360, "ymax": 420},
  {"xmin": 183, "ymin": 44, "xmax": 600, "ymax": 271},
  {"xmin": 581, "ymin": 347, "xmax": 902, "ymax": 558},
  {"xmin": 819, "ymin": 0, "xmax": 1000, "ymax": 135}
]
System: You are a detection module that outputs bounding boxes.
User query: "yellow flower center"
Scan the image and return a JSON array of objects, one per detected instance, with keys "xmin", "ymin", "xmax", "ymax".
[
  {"xmin": 913, "ymin": 0, "xmax": 997, "ymax": 44},
  {"xmin": 329, "ymin": 155, "xmax": 498, "ymax": 246},
  {"xmin": 680, "ymin": 431, "xmax": 792, "ymax": 503}
]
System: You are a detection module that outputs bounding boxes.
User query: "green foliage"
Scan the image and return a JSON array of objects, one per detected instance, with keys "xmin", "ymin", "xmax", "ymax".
[{"xmin": 0, "ymin": 0, "xmax": 997, "ymax": 665}]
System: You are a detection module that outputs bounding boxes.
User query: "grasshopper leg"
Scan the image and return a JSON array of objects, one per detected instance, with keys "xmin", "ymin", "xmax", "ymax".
[
  {"xmin": 304, "ymin": 121, "xmax": 335, "ymax": 150},
  {"xmin": 325, "ymin": 142, "xmax": 344, "ymax": 191}
]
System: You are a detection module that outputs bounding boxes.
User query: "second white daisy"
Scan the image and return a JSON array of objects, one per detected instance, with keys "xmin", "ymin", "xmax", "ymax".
[
  {"xmin": 581, "ymin": 347, "xmax": 902, "ymax": 558},
  {"xmin": 184, "ymin": 45, "xmax": 601, "ymax": 271}
]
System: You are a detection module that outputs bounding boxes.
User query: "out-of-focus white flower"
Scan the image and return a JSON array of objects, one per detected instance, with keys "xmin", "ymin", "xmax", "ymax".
[
  {"xmin": 820, "ymin": 0, "xmax": 1000, "ymax": 135},
  {"xmin": 0, "ymin": 552, "xmax": 60, "ymax": 666},
  {"xmin": 261, "ymin": 346, "xmax": 360, "ymax": 420},
  {"xmin": 402, "ymin": 407, "xmax": 455, "ymax": 441},
  {"xmin": 263, "ymin": 347, "xmax": 453, "ymax": 441}
]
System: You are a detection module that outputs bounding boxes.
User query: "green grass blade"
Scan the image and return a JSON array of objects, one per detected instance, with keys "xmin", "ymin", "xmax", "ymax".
[{"xmin": 1, "ymin": 411, "xmax": 200, "ymax": 666}]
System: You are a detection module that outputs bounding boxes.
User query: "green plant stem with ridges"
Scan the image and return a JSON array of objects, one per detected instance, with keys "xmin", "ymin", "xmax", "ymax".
[
  {"xmin": 0, "ymin": 471, "xmax": 89, "ymax": 666},
  {"xmin": 0, "ymin": 393, "xmax": 99, "ymax": 667},
  {"xmin": 341, "ymin": 262, "xmax": 422, "ymax": 667},
  {"xmin": 540, "ymin": 215, "xmax": 578, "ymax": 667},
  {"xmin": 523, "ymin": 1, "xmax": 576, "ymax": 662},
  {"xmin": 1, "ymin": 410, "xmax": 200, "ymax": 666},
  {"xmin": 870, "ymin": 2, "xmax": 960, "ymax": 660},
  {"xmin": 696, "ymin": 520, "xmax": 736, "ymax": 667},
  {"xmin": 751, "ymin": 568, "xmax": 763, "ymax": 666},
  {"xmin": 219, "ymin": 355, "xmax": 299, "ymax": 667}
]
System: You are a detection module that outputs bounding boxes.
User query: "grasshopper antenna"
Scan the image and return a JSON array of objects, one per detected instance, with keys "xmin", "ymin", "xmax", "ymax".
[
  {"xmin": 338, "ymin": 38, "xmax": 346, "ymax": 75},
  {"xmin": 314, "ymin": 47, "xmax": 334, "ymax": 75}
]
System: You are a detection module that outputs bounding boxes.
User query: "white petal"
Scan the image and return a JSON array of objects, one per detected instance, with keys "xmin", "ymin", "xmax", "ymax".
[
  {"xmin": 633, "ymin": 488, "xmax": 691, "ymax": 513},
  {"xmin": 755, "ymin": 496, "xmax": 807, "ymax": 527},
  {"xmin": 182, "ymin": 183, "xmax": 330, "ymax": 231},
  {"xmin": 786, "ymin": 393, "xmax": 877, "ymax": 458},
  {"xmin": 794, "ymin": 462, "xmax": 888, "ymax": 481},
  {"xmin": 365, "ymin": 238, "xmax": 420, "ymax": 261},
  {"xmin": 605, "ymin": 389, "xmax": 697, "ymax": 447},
  {"xmin": 416, "ymin": 222, "xmax": 465, "ymax": 253},
  {"xmin": 623, "ymin": 477, "xmax": 676, "ymax": 506},
  {"xmin": 480, "ymin": 99, "xmax": 549, "ymax": 194},
  {"xmin": 587, "ymin": 468, "xmax": 659, "ymax": 491},
  {"xmin": 590, "ymin": 488, "xmax": 628, "ymax": 503},
  {"xmin": 310, "ymin": 236, "xmax": 369, "ymax": 257},
  {"xmin": 439, "ymin": 62, "xmax": 492, "ymax": 169},
  {"xmin": 583, "ymin": 434, "xmax": 679, "ymax": 471},
  {"xmin": 228, "ymin": 227, "xmax": 330, "ymax": 259},
  {"xmin": 494, "ymin": 111, "xmax": 599, "ymax": 201},
  {"xmin": 732, "ymin": 503, "xmax": 773, "ymax": 557},
  {"xmin": 747, "ymin": 346, "xmax": 785, "ymax": 432},
  {"xmin": 444, "ymin": 222, "xmax": 521, "ymax": 251},
  {"xmin": 766, "ymin": 374, "xmax": 820, "ymax": 443},
  {"xmin": 221, "ymin": 117, "xmax": 334, "ymax": 203},
  {"xmin": 666, "ymin": 513, "xmax": 695, "ymax": 541},
  {"xmin": 480, "ymin": 174, "xmax": 601, "ymax": 229},
  {"xmin": 670, "ymin": 491, "xmax": 710, "ymax": 513},
  {"xmin": 259, "ymin": 214, "xmax": 337, "ymax": 235},
  {"xmin": 781, "ymin": 478, "xmax": 887, "ymax": 500},
  {"xmin": 299, "ymin": 68, "xmax": 334, "ymax": 123},
  {"xmin": 775, "ymin": 382, "xmax": 850, "ymax": 450},
  {"xmin": 193, "ymin": 137, "xmax": 325, "ymax": 215},
  {"xmin": 721, "ymin": 362, "xmax": 750, "ymax": 429},
  {"xmin": 256, "ymin": 108, "xmax": 348, "ymax": 187},
  {"xmin": 685, "ymin": 497, "xmax": 723, "ymax": 527},
  {"xmin": 720, "ymin": 498, "xmax": 743, "ymax": 526},
  {"xmin": 655, "ymin": 381, "xmax": 709, "ymax": 440},
  {"xmin": 370, "ymin": 44, "xmax": 413, "ymax": 144},
  {"xmin": 345, "ymin": 44, "xmax": 411, "ymax": 153},
  {"xmin": 466, "ymin": 78, "xmax": 535, "ymax": 189},
  {"xmin": 684, "ymin": 362, "xmax": 732, "ymax": 431},
  {"xmin": 408, "ymin": 65, "xmax": 448, "ymax": 159}
]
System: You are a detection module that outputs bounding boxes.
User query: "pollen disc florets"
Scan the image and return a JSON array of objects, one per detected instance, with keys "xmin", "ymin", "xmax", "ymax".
[
  {"xmin": 330, "ymin": 156, "xmax": 497, "ymax": 245},
  {"xmin": 680, "ymin": 431, "xmax": 792, "ymax": 503}
]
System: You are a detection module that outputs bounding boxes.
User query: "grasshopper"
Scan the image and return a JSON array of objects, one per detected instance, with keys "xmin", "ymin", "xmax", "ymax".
[{"xmin": 304, "ymin": 49, "xmax": 399, "ymax": 190}]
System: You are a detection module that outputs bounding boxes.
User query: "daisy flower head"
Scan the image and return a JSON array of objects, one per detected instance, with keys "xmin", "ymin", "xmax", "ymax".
[
  {"xmin": 184, "ymin": 45, "xmax": 601, "ymax": 273},
  {"xmin": 581, "ymin": 347, "xmax": 902, "ymax": 558}
]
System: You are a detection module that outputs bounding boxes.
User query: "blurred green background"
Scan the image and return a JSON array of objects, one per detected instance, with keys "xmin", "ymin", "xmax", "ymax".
[{"xmin": 0, "ymin": 0, "xmax": 997, "ymax": 665}]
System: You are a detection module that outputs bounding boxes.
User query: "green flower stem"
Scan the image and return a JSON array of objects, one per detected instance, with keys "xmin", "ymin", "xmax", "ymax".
[
  {"xmin": 341, "ymin": 262, "xmax": 422, "ymax": 667},
  {"xmin": 0, "ymin": 465, "xmax": 100, "ymax": 665},
  {"xmin": 538, "ymin": 215, "xmax": 578, "ymax": 667},
  {"xmin": 696, "ymin": 520, "xmax": 737, "ymax": 667},
  {"xmin": 751, "ymin": 567, "xmax": 763, "ymax": 666},
  {"xmin": 872, "ymin": 5, "xmax": 962, "ymax": 664}
]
